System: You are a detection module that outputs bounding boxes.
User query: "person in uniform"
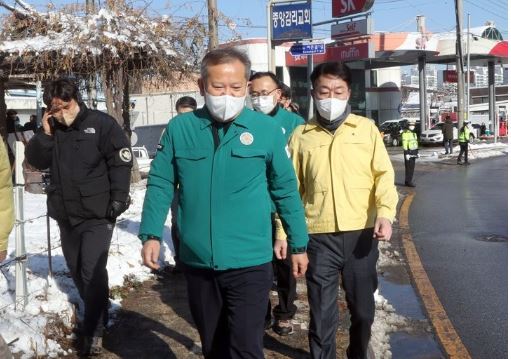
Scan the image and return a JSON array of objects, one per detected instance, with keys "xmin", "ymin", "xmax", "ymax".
[
  {"xmin": 249, "ymin": 71, "xmax": 304, "ymax": 336},
  {"xmin": 139, "ymin": 48, "xmax": 309, "ymax": 359},
  {"xmin": 279, "ymin": 62, "xmax": 398, "ymax": 359}
]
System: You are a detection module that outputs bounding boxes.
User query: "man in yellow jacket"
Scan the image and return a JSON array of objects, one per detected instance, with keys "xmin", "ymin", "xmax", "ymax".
[
  {"xmin": 0, "ymin": 136, "xmax": 14, "ymax": 262},
  {"xmin": 401, "ymin": 120, "xmax": 419, "ymax": 187},
  {"xmin": 281, "ymin": 62, "xmax": 398, "ymax": 359}
]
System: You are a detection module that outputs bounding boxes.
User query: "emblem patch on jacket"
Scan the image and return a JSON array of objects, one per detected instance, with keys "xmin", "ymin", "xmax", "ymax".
[
  {"xmin": 84, "ymin": 127, "xmax": 96, "ymax": 134},
  {"xmin": 239, "ymin": 132, "xmax": 254, "ymax": 145},
  {"xmin": 119, "ymin": 148, "xmax": 132, "ymax": 162}
]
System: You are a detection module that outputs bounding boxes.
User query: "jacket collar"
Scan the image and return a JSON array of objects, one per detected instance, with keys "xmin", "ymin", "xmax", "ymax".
[
  {"xmin": 70, "ymin": 103, "xmax": 89, "ymax": 130},
  {"xmin": 199, "ymin": 106, "xmax": 251, "ymax": 130},
  {"xmin": 304, "ymin": 113, "xmax": 359, "ymax": 133}
]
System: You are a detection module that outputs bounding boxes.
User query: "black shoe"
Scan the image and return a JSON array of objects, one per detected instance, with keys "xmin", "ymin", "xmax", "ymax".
[
  {"xmin": 444, "ymin": 152, "xmax": 448, "ymax": 155},
  {"xmin": 457, "ymin": 161, "xmax": 463, "ymax": 165},
  {"xmin": 273, "ymin": 319, "xmax": 294, "ymax": 336},
  {"xmin": 264, "ymin": 318, "xmax": 274, "ymax": 330},
  {"xmin": 78, "ymin": 336, "xmax": 103, "ymax": 357},
  {"xmin": 405, "ymin": 182, "xmax": 415, "ymax": 187},
  {"xmin": 464, "ymin": 162, "xmax": 471, "ymax": 165}
]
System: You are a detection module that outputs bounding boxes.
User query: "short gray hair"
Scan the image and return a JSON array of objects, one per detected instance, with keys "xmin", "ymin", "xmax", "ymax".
[{"xmin": 200, "ymin": 48, "xmax": 251, "ymax": 81}]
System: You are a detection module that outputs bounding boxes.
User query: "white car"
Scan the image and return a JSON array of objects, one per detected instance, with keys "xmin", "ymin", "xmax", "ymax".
[
  {"xmin": 132, "ymin": 146, "xmax": 152, "ymax": 176},
  {"xmin": 420, "ymin": 123, "xmax": 475, "ymax": 144}
]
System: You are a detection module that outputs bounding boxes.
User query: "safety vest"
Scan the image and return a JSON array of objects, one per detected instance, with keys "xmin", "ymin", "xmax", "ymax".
[
  {"xmin": 458, "ymin": 126, "xmax": 470, "ymax": 143},
  {"xmin": 402, "ymin": 130, "xmax": 418, "ymax": 150}
]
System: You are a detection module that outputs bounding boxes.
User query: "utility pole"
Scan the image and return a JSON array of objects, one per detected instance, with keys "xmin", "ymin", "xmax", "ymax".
[
  {"xmin": 466, "ymin": 13, "xmax": 471, "ymax": 122},
  {"xmin": 207, "ymin": 0, "xmax": 219, "ymax": 50},
  {"xmin": 454, "ymin": 0, "xmax": 465, "ymax": 130}
]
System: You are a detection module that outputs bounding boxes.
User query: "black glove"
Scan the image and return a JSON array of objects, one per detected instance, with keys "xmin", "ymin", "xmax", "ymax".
[{"xmin": 107, "ymin": 196, "xmax": 130, "ymax": 220}]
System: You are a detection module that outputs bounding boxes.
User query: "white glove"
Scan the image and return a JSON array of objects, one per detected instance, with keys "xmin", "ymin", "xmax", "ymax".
[{"xmin": 405, "ymin": 154, "xmax": 410, "ymax": 160}]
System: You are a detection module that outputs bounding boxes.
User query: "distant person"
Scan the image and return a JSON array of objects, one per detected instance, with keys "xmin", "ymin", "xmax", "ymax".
[
  {"xmin": 6, "ymin": 110, "xmax": 22, "ymax": 133},
  {"xmin": 249, "ymin": 71, "xmax": 304, "ymax": 336},
  {"xmin": 23, "ymin": 115, "xmax": 38, "ymax": 132},
  {"xmin": 0, "ymin": 135, "xmax": 14, "ymax": 263},
  {"xmin": 442, "ymin": 116, "xmax": 454, "ymax": 154},
  {"xmin": 401, "ymin": 120, "xmax": 419, "ymax": 187},
  {"xmin": 279, "ymin": 83, "xmax": 292, "ymax": 111},
  {"xmin": 457, "ymin": 121, "xmax": 471, "ymax": 165},
  {"xmin": 480, "ymin": 123, "xmax": 486, "ymax": 137},
  {"xmin": 175, "ymin": 96, "xmax": 197, "ymax": 114}
]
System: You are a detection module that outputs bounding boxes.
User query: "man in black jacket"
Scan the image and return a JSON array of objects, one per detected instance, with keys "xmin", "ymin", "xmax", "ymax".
[{"xmin": 25, "ymin": 78, "xmax": 132, "ymax": 356}]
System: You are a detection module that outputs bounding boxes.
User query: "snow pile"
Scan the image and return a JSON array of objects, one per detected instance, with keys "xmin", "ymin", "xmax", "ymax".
[
  {"xmin": 0, "ymin": 183, "xmax": 175, "ymax": 358},
  {"xmin": 390, "ymin": 142, "xmax": 508, "ymax": 162}
]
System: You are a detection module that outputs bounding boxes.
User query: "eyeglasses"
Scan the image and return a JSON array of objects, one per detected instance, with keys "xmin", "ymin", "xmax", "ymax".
[{"xmin": 250, "ymin": 88, "xmax": 279, "ymax": 99}]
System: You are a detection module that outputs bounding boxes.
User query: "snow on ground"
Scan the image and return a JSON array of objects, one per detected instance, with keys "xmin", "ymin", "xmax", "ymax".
[
  {"xmin": 1, "ymin": 180, "xmax": 408, "ymax": 357},
  {"xmin": 389, "ymin": 141, "xmax": 508, "ymax": 162}
]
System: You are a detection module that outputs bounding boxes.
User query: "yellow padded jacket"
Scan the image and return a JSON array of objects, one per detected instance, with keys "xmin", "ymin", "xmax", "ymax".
[
  {"xmin": 0, "ymin": 138, "xmax": 14, "ymax": 253},
  {"xmin": 276, "ymin": 114, "xmax": 398, "ymax": 238}
]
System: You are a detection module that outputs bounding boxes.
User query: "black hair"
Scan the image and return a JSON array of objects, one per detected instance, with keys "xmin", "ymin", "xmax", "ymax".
[
  {"xmin": 310, "ymin": 62, "xmax": 352, "ymax": 88},
  {"xmin": 175, "ymin": 96, "xmax": 197, "ymax": 111},
  {"xmin": 280, "ymin": 83, "xmax": 291, "ymax": 99},
  {"xmin": 44, "ymin": 78, "xmax": 81, "ymax": 105},
  {"xmin": 249, "ymin": 71, "xmax": 280, "ymax": 87}
]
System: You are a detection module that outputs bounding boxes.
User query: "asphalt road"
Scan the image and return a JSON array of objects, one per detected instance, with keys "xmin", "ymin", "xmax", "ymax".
[{"xmin": 407, "ymin": 155, "xmax": 508, "ymax": 359}]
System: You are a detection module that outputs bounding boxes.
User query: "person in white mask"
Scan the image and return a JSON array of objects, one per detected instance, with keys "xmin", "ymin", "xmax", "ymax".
[
  {"xmin": 249, "ymin": 72, "xmax": 304, "ymax": 336},
  {"xmin": 140, "ymin": 48, "xmax": 309, "ymax": 359},
  {"xmin": 276, "ymin": 62, "xmax": 398, "ymax": 359}
]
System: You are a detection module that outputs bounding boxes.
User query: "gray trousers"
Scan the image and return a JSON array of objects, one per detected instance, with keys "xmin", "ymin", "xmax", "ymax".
[{"xmin": 306, "ymin": 229, "xmax": 379, "ymax": 359}]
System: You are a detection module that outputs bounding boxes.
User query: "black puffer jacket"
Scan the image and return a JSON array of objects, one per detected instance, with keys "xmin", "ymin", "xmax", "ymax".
[{"xmin": 25, "ymin": 104, "xmax": 132, "ymax": 225}]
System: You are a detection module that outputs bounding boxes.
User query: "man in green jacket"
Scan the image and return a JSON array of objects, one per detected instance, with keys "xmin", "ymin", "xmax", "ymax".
[
  {"xmin": 401, "ymin": 120, "xmax": 419, "ymax": 187},
  {"xmin": 249, "ymin": 71, "xmax": 305, "ymax": 336},
  {"xmin": 139, "ymin": 48, "xmax": 309, "ymax": 359}
]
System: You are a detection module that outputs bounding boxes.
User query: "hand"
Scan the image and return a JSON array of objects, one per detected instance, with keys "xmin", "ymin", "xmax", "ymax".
[
  {"xmin": 405, "ymin": 154, "xmax": 410, "ymax": 160},
  {"xmin": 107, "ymin": 198, "xmax": 130, "ymax": 220},
  {"xmin": 141, "ymin": 240, "xmax": 161, "ymax": 270},
  {"xmin": 274, "ymin": 239, "xmax": 287, "ymax": 260},
  {"xmin": 291, "ymin": 253, "xmax": 308, "ymax": 278},
  {"xmin": 373, "ymin": 217, "xmax": 392, "ymax": 241},
  {"xmin": 0, "ymin": 250, "xmax": 6, "ymax": 262},
  {"xmin": 41, "ymin": 111, "xmax": 53, "ymax": 136}
]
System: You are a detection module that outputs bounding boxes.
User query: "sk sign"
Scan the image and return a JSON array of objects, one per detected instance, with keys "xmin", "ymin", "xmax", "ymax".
[{"xmin": 332, "ymin": 0, "xmax": 375, "ymax": 18}]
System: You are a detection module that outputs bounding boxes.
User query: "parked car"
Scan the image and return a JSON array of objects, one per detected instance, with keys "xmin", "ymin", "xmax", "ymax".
[
  {"xmin": 420, "ymin": 122, "xmax": 476, "ymax": 145},
  {"xmin": 132, "ymin": 124, "xmax": 167, "ymax": 158},
  {"xmin": 132, "ymin": 146, "xmax": 152, "ymax": 177},
  {"xmin": 379, "ymin": 118, "xmax": 413, "ymax": 146}
]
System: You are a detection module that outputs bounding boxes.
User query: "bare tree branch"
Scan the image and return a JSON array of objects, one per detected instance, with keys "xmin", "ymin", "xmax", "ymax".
[{"xmin": 14, "ymin": 0, "xmax": 35, "ymax": 13}]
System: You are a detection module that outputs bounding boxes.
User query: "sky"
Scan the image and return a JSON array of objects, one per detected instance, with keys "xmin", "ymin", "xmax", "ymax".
[{"xmin": 3, "ymin": 0, "xmax": 508, "ymax": 42}]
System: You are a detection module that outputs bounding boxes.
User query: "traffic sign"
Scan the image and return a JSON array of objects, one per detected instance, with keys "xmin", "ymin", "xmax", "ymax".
[
  {"xmin": 271, "ymin": 1, "xmax": 312, "ymax": 41},
  {"xmin": 290, "ymin": 43, "xmax": 326, "ymax": 56}
]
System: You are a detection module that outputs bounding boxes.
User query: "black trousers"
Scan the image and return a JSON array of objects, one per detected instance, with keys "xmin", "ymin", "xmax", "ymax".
[
  {"xmin": 306, "ymin": 229, "xmax": 379, "ymax": 359},
  {"xmin": 404, "ymin": 153, "xmax": 416, "ymax": 184},
  {"xmin": 265, "ymin": 215, "xmax": 297, "ymax": 322},
  {"xmin": 266, "ymin": 242, "xmax": 297, "ymax": 321},
  {"xmin": 458, "ymin": 142, "xmax": 469, "ymax": 163},
  {"xmin": 184, "ymin": 262, "xmax": 273, "ymax": 359},
  {"xmin": 59, "ymin": 219, "xmax": 113, "ymax": 337}
]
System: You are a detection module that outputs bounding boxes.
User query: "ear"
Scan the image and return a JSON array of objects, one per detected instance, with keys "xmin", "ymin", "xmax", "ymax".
[
  {"xmin": 274, "ymin": 89, "xmax": 282, "ymax": 101},
  {"xmin": 198, "ymin": 78, "xmax": 205, "ymax": 96}
]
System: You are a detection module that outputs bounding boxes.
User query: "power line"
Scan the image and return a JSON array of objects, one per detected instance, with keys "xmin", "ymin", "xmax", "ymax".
[{"xmin": 464, "ymin": 0, "xmax": 507, "ymax": 21}]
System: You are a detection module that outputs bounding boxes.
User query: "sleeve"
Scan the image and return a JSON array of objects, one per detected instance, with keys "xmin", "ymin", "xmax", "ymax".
[
  {"xmin": 274, "ymin": 132, "xmax": 304, "ymax": 241},
  {"xmin": 268, "ymin": 127, "xmax": 308, "ymax": 250},
  {"xmin": 371, "ymin": 124, "xmax": 398, "ymax": 222},
  {"xmin": 138, "ymin": 125, "xmax": 176, "ymax": 242},
  {"xmin": 0, "ymin": 139, "xmax": 14, "ymax": 252},
  {"xmin": 25, "ymin": 132, "xmax": 54, "ymax": 170},
  {"xmin": 101, "ymin": 118, "xmax": 133, "ymax": 202}
]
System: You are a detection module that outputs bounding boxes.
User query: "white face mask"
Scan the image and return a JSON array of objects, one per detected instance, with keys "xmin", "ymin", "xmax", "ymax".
[
  {"xmin": 314, "ymin": 98, "xmax": 348, "ymax": 122},
  {"xmin": 251, "ymin": 95, "xmax": 276, "ymax": 115},
  {"xmin": 409, "ymin": 126, "xmax": 415, "ymax": 130},
  {"xmin": 205, "ymin": 91, "xmax": 246, "ymax": 122}
]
